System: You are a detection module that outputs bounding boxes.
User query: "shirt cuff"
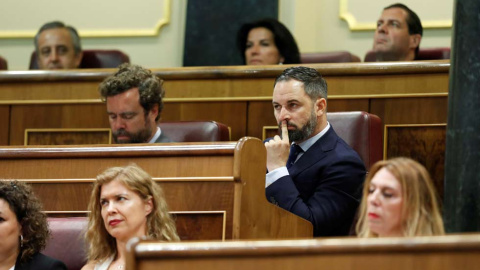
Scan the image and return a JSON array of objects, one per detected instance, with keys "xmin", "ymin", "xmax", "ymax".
[{"xmin": 266, "ymin": 166, "xmax": 289, "ymax": 188}]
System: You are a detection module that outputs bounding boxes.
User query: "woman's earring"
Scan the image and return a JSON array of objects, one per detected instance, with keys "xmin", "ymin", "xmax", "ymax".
[{"xmin": 20, "ymin": 235, "xmax": 24, "ymax": 248}]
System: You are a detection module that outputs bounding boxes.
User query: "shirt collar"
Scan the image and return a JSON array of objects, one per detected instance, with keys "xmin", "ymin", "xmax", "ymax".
[
  {"xmin": 296, "ymin": 122, "xmax": 330, "ymax": 152},
  {"xmin": 148, "ymin": 127, "xmax": 161, "ymax": 143}
]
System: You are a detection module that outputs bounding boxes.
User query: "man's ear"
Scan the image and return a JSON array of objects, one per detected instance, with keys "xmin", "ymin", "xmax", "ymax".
[
  {"xmin": 315, "ymin": 98, "xmax": 327, "ymax": 117},
  {"xmin": 74, "ymin": 51, "xmax": 83, "ymax": 68},
  {"xmin": 409, "ymin": 34, "xmax": 422, "ymax": 49},
  {"xmin": 149, "ymin": 104, "xmax": 159, "ymax": 120}
]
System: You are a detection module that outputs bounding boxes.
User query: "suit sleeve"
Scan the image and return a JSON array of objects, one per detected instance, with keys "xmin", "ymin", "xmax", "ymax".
[
  {"xmin": 49, "ymin": 260, "xmax": 68, "ymax": 270},
  {"xmin": 266, "ymin": 152, "xmax": 365, "ymax": 236},
  {"xmin": 17, "ymin": 253, "xmax": 68, "ymax": 270}
]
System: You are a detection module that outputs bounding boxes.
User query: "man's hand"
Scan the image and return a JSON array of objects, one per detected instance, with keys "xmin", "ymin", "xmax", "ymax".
[{"xmin": 265, "ymin": 120, "xmax": 290, "ymax": 172}]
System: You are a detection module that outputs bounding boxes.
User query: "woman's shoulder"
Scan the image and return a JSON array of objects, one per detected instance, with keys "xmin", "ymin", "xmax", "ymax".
[
  {"xmin": 16, "ymin": 253, "xmax": 67, "ymax": 270},
  {"xmin": 81, "ymin": 262, "xmax": 96, "ymax": 270},
  {"xmin": 81, "ymin": 256, "xmax": 114, "ymax": 270}
]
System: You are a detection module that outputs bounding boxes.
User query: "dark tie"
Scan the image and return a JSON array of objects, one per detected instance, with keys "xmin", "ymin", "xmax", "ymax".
[{"xmin": 286, "ymin": 144, "xmax": 303, "ymax": 169}]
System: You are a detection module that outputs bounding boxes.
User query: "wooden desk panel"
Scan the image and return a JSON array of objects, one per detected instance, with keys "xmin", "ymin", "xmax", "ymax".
[
  {"xmin": 127, "ymin": 235, "xmax": 480, "ymax": 270},
  {"xmin": 0, "ymin": 62, "xmax": 450, "ymax": 199},
  {"xmin": 0, "ymin": 139, "xmax": 313, "ymax": 240},
  {"xmin": 9, "ymin": 104, "xmax": 110, "ymax": 145},
  {"xmin": 162, "ymin": 102, "xmax": 247, "ymax": 141},
  {"xmin": 0, "ymin": 105, "xmax": 9, "ymax": 145}
]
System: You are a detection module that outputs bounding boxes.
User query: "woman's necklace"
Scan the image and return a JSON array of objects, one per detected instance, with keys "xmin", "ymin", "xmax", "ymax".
[{"xmin": 117, "ymin": 264, "xmax": 125, "ymax": 270}]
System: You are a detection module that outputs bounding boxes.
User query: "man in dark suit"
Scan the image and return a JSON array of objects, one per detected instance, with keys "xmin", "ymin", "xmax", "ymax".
[
  {"xmin": 99, "ymin": 63, "xmax": 172, "ymax": 143},
  {"xmin": 372, "ymin": 3, "xmax": 422, "ymax": 61},
  {"xmin": 265, "ymin": 66, "xmax": 365, "ymax": 236},
  {"xmin": 34, "ymin": 21, "xmax": 83, "ymax": 70}
]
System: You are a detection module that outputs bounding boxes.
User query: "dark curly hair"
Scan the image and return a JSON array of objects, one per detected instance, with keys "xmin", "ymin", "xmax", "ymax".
[
  {"xmin": 98, "ymin": 63, "xmax": 166, "ymax": 122},
  {"xmin": 0, "ymin": 180, "xmax": 50, "ymax": 263}
]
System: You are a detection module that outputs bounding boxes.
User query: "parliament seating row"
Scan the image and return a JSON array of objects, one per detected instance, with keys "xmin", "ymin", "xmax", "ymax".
[
  {"xmin": 45, "ymin": 218, "xmax": 480, "ymax": 270},
  {"xmin": 126, "ymin": 235, "xmax": 480, "ymax": 270},
  {"xmin": 9, "ymin": 112, "xmax": 381, "ymax": 270},
  {"xmin": 301, "ymin": 47, "xmax": 450, "ymax": 64},
  {"xmin": 29, "ymin": 49, "xmax": 130, "ymax": 69},
  {"xmin": 364, "ymin": 47, "xmax": 451, "ymax": 62},
  {"xmin": 159, "ymin": 121, "xmax": 230, "ymax": 142},
  {"xmin": 0, "ymin": 137, "xmax": 313, "ymax": 237},
  {"xmin": 23, "ymin": 112, "xmax": 381, "ymax": 171},
  {"xmin": 0, "ymin": 61, "xmax": 448, "ymax": 207},
  {"xmin": 0, "ymin": 47, "xmax": 451, "ymax": 70}
]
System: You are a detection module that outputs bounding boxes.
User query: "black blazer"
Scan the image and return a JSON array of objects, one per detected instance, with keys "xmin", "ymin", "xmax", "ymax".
[
  {"xmin": 15, "ymin": 253, "xmax": 67, "ymax": 270},
  {"xmin": 266, "ymin": 127, "xmax": 366, "ymax": 236}
]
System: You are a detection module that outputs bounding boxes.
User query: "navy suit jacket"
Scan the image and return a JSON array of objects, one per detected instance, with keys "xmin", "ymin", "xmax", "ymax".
[
  {"xmin": 266, "ymin": 127, "xmax": 366, "ymax": 236},
  {"xmin": 15, "ymin": 253, "xmax": 67, "ymax": 270}
]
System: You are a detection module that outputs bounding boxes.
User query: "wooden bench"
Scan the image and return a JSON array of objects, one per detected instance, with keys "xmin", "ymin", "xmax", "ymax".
[
  {"xmin": 0, "ymin": 137, "xmax": 312, "ymax": 240},
  {"xmin": 126, "ymin": 234, "xmax": 480, "ymax": 270},
  {"xmin": 0, "ymin": 61, "xmax": 449, "ymax": 202}
]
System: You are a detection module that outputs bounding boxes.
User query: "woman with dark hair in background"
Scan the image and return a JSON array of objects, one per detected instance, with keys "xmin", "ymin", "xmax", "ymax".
[
  {"xmin": 237, "ymin": 18, "xmax": 300, "ymax": 65},
  {"xmin": 356, "ymin": 157, "xmax": 444, "ymax": 237},
  {"xmin": 0, "ymin": 180, "xmax": 67, "ymax": 270}
]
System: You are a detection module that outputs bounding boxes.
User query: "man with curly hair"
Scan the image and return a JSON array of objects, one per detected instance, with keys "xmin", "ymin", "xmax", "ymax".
[{"xmin": 99, "ymin": 63, "xmax": 172, "ymax": 144}]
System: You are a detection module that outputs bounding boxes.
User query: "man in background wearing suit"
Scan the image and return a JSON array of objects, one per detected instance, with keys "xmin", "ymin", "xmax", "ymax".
[
  {"xmin": 99, "ymin": 63, "xmax": 172, "ymax": 144},
  {"xmin": 373, "ymin": 3, "xmax": 423, "ymax": 61},
  {"xmin": 34, "ymin": 21, "xmax": 83, "ymax": 69},
  {"xmin": 264, "ymin": 66, "xmax": 365, "ymax": 236}
]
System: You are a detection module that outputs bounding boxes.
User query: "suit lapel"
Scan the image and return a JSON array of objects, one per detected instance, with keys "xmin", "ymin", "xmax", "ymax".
[{"xmin": 288, "ymin": 127, "xmax": 339, "ymax": 175}]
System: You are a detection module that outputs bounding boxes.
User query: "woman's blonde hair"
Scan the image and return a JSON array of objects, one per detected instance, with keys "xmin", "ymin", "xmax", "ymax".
[
  {"xmin": 356, "ymin": 157, "xmax": 444, "ymax": 237},
  {"xmin": 85, "ymin": 164, "xmax": 179, "ymax": 261}
]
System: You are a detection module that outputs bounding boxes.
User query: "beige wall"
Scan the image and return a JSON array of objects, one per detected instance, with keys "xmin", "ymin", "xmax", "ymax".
[
  {"xmin": 281, "ymin": 0, "xmax": 452, "ymax": 60},
  {"xmin": 0, "ymin": 0, "xmax": 187, "ymax": 70},
  {"xmin": 0, "ymin": 0, "xmax": 452, "ymax": 70}
]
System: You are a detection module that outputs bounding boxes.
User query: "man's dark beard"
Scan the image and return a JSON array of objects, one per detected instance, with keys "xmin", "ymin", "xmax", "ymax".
[
  {"xmin": 113, "ymin": 124, "xmax": 153, "ymax": 144},
  {"xmin": 279, "ymin": 110, "xmax": 317, "ymax": 143}
]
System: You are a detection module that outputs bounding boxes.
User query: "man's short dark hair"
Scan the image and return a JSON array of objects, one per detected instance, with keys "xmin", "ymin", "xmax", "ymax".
[
  {"xmin": 34, "ymin": 21, "xmax": 82, "ymax": 55},
  {"xmin": 274, "ymin": 66, "xmax": 328, "ymax": 101},
  {"xmin": 384, "ymin": 3, "xmax": 423, "ymax": 58},
  {"xmin": 237, "ymin": 18, "xmax": 301, "ymax": 64},
  {"xmin": 99, "ymin": 63, "xmax": 165, "ymax": 122}
]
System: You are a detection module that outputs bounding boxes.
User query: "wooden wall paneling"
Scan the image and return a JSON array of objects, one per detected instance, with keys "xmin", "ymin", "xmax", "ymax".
[
  {"xmin": 326, "ymin": 73, "xmax": 449, "ymax": 96},
  {"xmin": 0, "ymin": 156, "xmax": 234, "ymax": 179},
  {"xmin": 0, "ymin": 140, "xmax": 312, "ymax": 240},
  {"xmin": 370, "ymin": 97, "xmax": 448, "ymax": 125},
  {"xmin": 127, "ymin": 235, "xmax": 480, "ymax": 270},
  {"xmin": 0, "ymin": 105, "xmax": 10, "ymax": 145},
  {"xmin": 25, "ymin": 128, "xmax": 111, "ymax": 145},
  {"xmin": 246, "ymin": 101, "xmax": 276, "ymax": 139},
  {"xmin": 327, "ymin": 99, "xmax": 370, "ymax": 112},
  {"xmin": 384, "ymin": 124, "xmax": 446, "ymax": 201},
  {"xmin": 9, "ymin": 104, "xmax": 110, "ymax": 145},
  {"xmin": 165, "ymin": 78, "xmax": 274, "ymax": 98},
  {"xmin": 0, "ymin": 81, "xmax": 102, "ymax": 100},
  {"xmin": 172, "ymin": 212, "xmax": 226, "ymax": 241},
  {"xmin": 162, "ymin": 102, "xmax": 247, "ymax": 141},
  {"xmin": 31, "ymin": 182, "xmax": 92, "ymax": 211}
]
